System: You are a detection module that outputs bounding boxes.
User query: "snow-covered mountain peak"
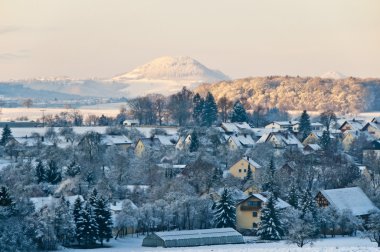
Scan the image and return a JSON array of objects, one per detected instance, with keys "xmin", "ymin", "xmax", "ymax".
[
  {"xmin": 320, "ymin": 71, "xmax": 346, "ymax": 79},
  {"xmin": 112, "ymin": 56, "xmax": 230, "ymax": 82}
]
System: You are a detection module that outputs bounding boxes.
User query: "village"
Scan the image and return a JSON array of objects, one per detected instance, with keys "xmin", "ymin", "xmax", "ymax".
[{"xmin": 1, "ymin": 97, "xmax": 380, "ymax": 250}]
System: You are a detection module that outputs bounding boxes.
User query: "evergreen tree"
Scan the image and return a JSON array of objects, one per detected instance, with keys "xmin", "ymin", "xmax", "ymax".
[
  {"xmin": 201, "ymin": 92, "xmax": 218, "ymax": 126},
  {"xmin": 94, "ymin": 196, "xmax": 113, "ymax": 246},
  {"xmin": 189, "ymin": 131, "xmax": 199, "ymax": 152},
  {"xmin": 243, "ymin": 163, "xmax": 253, "ymax": 184},
  {"xmin": 73, "ymin": 197, "xmax": 83, "ymax": 245},
  {"xmin": 192, "ymin": 93, "xmax": 204, "ymax": 125},
  {"xmin": 231, "ymin": 101, "xmax": 248, "ymax": 123},
  {"xmin": 54, "ymin": 197, "xmax": 75, "ymax": 247},
  {"xmin": 299, "ymin": 110, "xmax": 311, "ymax": 141},
  {"xmin": 0, "ymin": 186, "xmax": 13, "ymax": 207},
  {"xmin": 65, "ymin": 161, "xmax": 81, "ymax": 177},
  {"xmin": 213, "ymin": 188, "xmax": 236, "ymax": 228},
  {"xmin": 257, "ymin": 193, "xmax": 284, "ymax": 240},
  {"xmin": 89, "ymin": 189, "xmax": 99, "ymax": 207},
  {"xmin": 320, "ymin": 130, "xmax": 331, "ymax": 152},
  {"xmin": 287, "ymin": 182, "xmax": 299, "ymax": 209},
  {"xmin": 44, "ymin": 160, "xmax": 62, "ymax": 184},
  {"xmin": 299, "ymin": 189, "xmax": 318, "ymax": 219},
  {"xmin": 36, "ymin": 161, "xmax": 45, "ymax": 184},
  {"xmin": 0, "ymin": 124, "xmax": 12, "ymax": 146},
  {"xmin": 76, "ymin": 202, "xmax": 98, "ymax": 247},
  {"xmin": 262, "ymin": 159, "xmax": 279, "ymax": 198}
]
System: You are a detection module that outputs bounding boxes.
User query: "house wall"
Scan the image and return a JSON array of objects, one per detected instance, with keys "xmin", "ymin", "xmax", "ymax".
[
  {"xmin": 134, "ymin": 141, "xmax": 145, "ymax": 157},
  {"xmin": 342, "ymin": 134, "xmax": 355, "ymax": 151},
  {"xmin": 303, "ymin": 133, "xmax": 319, "ymax": 145},
  {"xmin": 229, "ymin": 159, "xmax": 258, "ymax": 179},
  {"xmin": 366, "ymin": 126, "xmax": 380, "ymax": 139},
  {"xmin": 228, "ymin": 138, "xmax": 238, "ymax": 150},
  {"xmin": 236, "ymin": 198, "xmax": 262, "ymax": 231}
]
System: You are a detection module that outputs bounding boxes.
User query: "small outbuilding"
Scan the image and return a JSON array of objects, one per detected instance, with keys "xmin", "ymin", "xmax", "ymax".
[{"xmin": 142, "ymin": 228, "xmax": 244, "ymax": 248}]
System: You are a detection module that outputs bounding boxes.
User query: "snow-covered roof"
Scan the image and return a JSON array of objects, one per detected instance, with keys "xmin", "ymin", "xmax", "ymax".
[
  {"xmin": 266, "ymin": 121, "xmax": 299, "ymax": 127},
  {"xmin": 221, "ymin": 122, "xmax": 252, "ymax": 133},
  {"xmin": 152, "ymin": 228, "xmax": 243, "ymax": 241},
  {"xmin": 156, "ymin": 163, "xmax": 187, "ymax": 169},
  {"xmin": 311, "ymin": 131, "xmax": 336, "ymax": 139},
  {"xmin": 14, "ymin": 137, "xmax": 54, "ymax": 146},
  {"xmin": 319, "ymin": 187, "xmax": 379, "ymax": 216},
  {"xmin": 363, "ymin": 122, "xmax": 380, "ymax": 131},
  {"xmin": 229, "ymin": 134, "xmax": 255, "ymax": 148},
  {"xmin": 101, "ymin": 134, "xmax": 132, "ymax": 145},
  {"xmin": 237, "ymin": 193, "xmax": 290, "ymax": 209},
  {"xmin": 257, "ymin": 132, "xmax": 303, "ymax": 148},
  {"xmin": 251, "ymin": 128, "xmax": 280, "ymax": 138},
  {"xmin": 339, "ymin": 120, "xmax": 366, "ymax": 131},
  {"xmin": 125, "ymin": 185, "xmax": 150, "ymax": 192},
  {"xmin": 242, "ymin": 156, "xmax": 262, "ymax": 168},
  {"xmin": 30, "ymin": 195, "xmax": 84, "ymax": 211},
  {"xmin": 155, "ymin": 135, "xmax": 178, "ymax": 146},
  {"xmin": 304, "ymin": 144, "xmax": 322, "ymax": 151}
]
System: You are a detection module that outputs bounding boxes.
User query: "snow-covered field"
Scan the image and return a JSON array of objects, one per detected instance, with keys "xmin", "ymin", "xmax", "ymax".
[{"xmin": 63, "ymin": 236, "xmax": 378, "ymax": 252}]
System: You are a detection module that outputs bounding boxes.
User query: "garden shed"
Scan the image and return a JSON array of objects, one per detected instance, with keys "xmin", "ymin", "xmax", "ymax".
[{"xmin": 142, "ymin": 228, "xmax": 244, "ymax": 247}]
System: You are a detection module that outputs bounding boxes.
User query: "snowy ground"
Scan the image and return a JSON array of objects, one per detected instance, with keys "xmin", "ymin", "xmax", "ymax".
[{"xmin": 63, "ymin": 236, "xmax": 378, "ymax": 252}]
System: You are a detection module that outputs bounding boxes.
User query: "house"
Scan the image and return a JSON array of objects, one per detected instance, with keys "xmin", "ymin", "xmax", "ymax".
[
  {"xmin": 342, "ymin": 130, "xmax": 375, "ymax": 152},
  {"xmin": 111, "ymin": 199, "xmax": 138, "ymax": 237},
  {"xmin": 123, "ymin": 119, "xmax": 139, "ymax": 127},
  {"xmin": 279, "ymin": 162, "xmax": 296, "ymax": 175},
  {"xmin": 227, "ymin": 134, "xmax": 255, "ymax": 150},
  {"xmin": 362, "ymin": 122, "xmax": 380, "ymax": 139},
  {"xmin": 256, "ymin": 131, "xmax": 303, "ymax": 149},
  {"xmin": 363, "ymin": 140, "xmax": 380, "ymax": 161},
  {"xmin": 371, "ymin": 117, "xmax": 380, "ymax": 123},
  {"xmin": 315, "ymin": 187, "xmax": 379, "ymax": 217},
  {"xmin": 101, "ymin": 135, "xmax": 132, "ymax": 151},
  {"xmin": 228, "ymin": 156, "xmax": 261, "ymax": 180},
  {"xmin": 221, "ymin": 122, "xmax": 253, "ymax": 135},
  {"xmin": 304, "ymin": 144, "xmax": 322, "ymax": 153},
  {"xmin": 156, "ymin": 163, "xmax": 187, "ymax": 178},
  {"xmin": 311, "ymin": 122, "xmax": 324, "ymax": 131},
  {"xmin": 265, "ymin": 121, "xmax": 299, "ymax": 132},
  {"xmin": 339, "ymin": 119, "xmax": 366, "ymax": 133},
  {"xmin": 235, "ymin": 193, "xmax": 290, "ymax": 232},
  {"xmin": 175, "ymin": 134, "xmax": 192, "ymax": 150},
  {"xmin": 142, "ymin": 228, "xmax": 244, "ymax": 248},
  {"xmin": 302, "ymin": 131, "xmax": 328, "ymax": 145},
  {"xmin": 134, "ymin": 135, "xmax": 177, "ymax": 157}
]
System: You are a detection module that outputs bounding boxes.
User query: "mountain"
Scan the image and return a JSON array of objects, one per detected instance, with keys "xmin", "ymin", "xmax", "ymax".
[
  {"xmin": 111, "ymin": 56, "xmax": 230, "ymax": 96},
  {"xmin": 320, "ymin": 71, "xmax": 346, "ymax": 79}
]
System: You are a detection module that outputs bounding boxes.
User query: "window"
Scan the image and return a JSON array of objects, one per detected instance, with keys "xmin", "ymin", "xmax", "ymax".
[
  {"xmin": 239, "ymin": 169, "xmax": 242, "ymax": 173},
  {"xmin": 244, "ymin": 169, "xmax": 247, "ymax": 172},
  {"xmin": 247, "ymin": 201, "xmax": 261, "ymax": 207},
  {"xmin": 252, "ymin": 223, "xmax": 258, "ymax": 228},
  {"xmin": 252, "ymin": 211, "xmax": 258, "ymax": 217}
]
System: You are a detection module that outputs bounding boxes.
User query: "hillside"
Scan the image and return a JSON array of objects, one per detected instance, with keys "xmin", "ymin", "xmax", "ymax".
[{"xmin": 195, "ymin": 76, "xmax": 380, "ymax": 113}]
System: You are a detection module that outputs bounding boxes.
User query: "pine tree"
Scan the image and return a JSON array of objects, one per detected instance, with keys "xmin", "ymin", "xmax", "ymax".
[
  {"xmin": 299, "ymin": 110, "xmax": 311, "ymax": 141},
  {"xmin": 262, "ymin": 159, "xmax": 279, "ymax": 198},
  {"xmin": 213, "ymin": 188, "xmax": 236, "ymax": 228},
  {"xmin": 89, "ymin": 189, "xmax": 98, "ymax": 207},
  {"xmin": 189, "ymin": 131, "xmax": 199, "ymax": 152},
  {"xmin": 201, "ymin": 92, "xmax": 218, "ymax": 126},
  {"xmin": 287, "ymin": 182, "xmax": 299, "ymax": 209},
  {"xmin": 65, "ymin": 161, "xmax": 80, "ymax": 177},
  {"xmin": 320, "ymin": 130, "xmax": 331, "ymax": 152},
  {"xmin": 76, "ymin": 202, "xmax": 98, "ymax": 247},
  {"xmin": 231, "ymin": 101, "xmax": 248, "ymax": 123},
  {"xmin": 243, "ymin": 163, "xmax": 253, "ymax": 184},
  {"xmin": 192, "ymin": 93, "xmax": 204, "ymax": 125},
  {"xmin": 257, "ymin": 193, "xmax": 284, "ymax": 240},
  {"xmin": 73, "ymin": 197, "xmax": 83, "ymax": 245},
  {"xmin": 44, "ymin": 160, "xmax": 62, "ymax": 184},
  {"xmin": 0, "ymin": 124, "xmax": 13, "ymax": 146},
  {"xmin": 94, "ymin": 196, "xmax": 113, "ymax": 246},
  {"xmin": 35, "ymin": 161, "xmax": 45, "ymax": 184},
  {"xmin": 54, "ymin": 196, "xmax": 75, "ymax": 247},
  {"xmin": 0, "ymin": 186, "xmax": 13, "ymax": 207},
  {"xmin": 299, "ymin": 189, "xmax": 318, "ymax": 219}
]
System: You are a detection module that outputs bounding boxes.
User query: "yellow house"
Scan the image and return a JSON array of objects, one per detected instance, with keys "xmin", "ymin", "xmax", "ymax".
[
  {"xmin": 228, "ymin": 157, "xmax": 261, "ymax": 180},
  {"xmin": 235, "ymin": 193, "xmax": 290, "ymax": 232},
  {"xmin": 134, "ymin": 138, "xmax": 161, "ymax": 157}
]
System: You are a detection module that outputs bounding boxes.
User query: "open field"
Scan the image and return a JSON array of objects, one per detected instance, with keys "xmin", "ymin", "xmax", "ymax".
[{"xmin": 64, "ymin": 236, "xmax": 378, "ymax": 252}]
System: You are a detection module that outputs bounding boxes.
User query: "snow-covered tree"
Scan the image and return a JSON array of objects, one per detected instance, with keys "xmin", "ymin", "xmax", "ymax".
[
  {"xmin": 54, "ymin": 196, "xmax": 75, "ymax": 247},
  {"xmin": 94, "ymin": 196, "xmax": 113, "ymax": 246},
  {"xmin": 0, "ymin": 186, "xmax": 13, "ymax": 207},
  {"xmin": 213, "ymin": 188, "xmax": 236, "ymax": 228},
  {"xmin": 287, "ymin": 182, "xmax": 299, "ymax": 209},
  {"xmin": 35, "ymin": 161, "xmax": 45, "ymax": 184},
  {"xmin": 0, "ymin": 124, "xmax": 13, "ymax": 146},
  {"xmin": 366, "ymin": 210, "xmax": 380, "ymax": 247},
  {"xmin": 257, "ymin": 193, "xmax": 284, "ymax": 240},
  {"xmin": 231, "ymin": 101, "xmax": 248, "ymax": 123},
  {"xmin": 320, "ymin": 130, "xmax": 331, "ymax": 152},
  {"xmin": 189, "ymin": 131, "xmax": 199, "ymax": 153},
  {"xmin": 76, "ymin": 202, "xmax": 98, "ymax": 247},
  {"xmin": 192, "ymin": 93, "xmax": 204, "ymax": 125},
  {"xmin": 65, "ymin": 161, "xmax": 81, "ymax": 177},
  {"xmin": 285, "ymin": 209, "xmax": 317, "ymax": 247},
  {"xmin": 44, "ymin": 160, "xmax": 62, "ymax": 184},
  {"xmin": 201, "ymin": 92, "xmax": 218, "ymax": 126},
  {"xmin": 299, "ymin": 110, "xmax": 311, "ymax": 141}
]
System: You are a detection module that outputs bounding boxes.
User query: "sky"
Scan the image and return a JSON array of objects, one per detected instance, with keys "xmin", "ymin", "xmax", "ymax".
[{"xmin": 0, "ymin": 0, "xmax": 379, "ymax": 80}]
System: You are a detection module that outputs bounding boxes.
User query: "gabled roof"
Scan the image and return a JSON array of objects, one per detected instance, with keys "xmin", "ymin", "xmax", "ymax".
[
  {"xmin": 242, "ymin": 156, "xmax": 262, "ymax": 168},
  {"xmin": 236, "ymin": 193, "xmax": 290, "ymax": 209},
  {"xmin": 221, "ymin": 122, "xmax": 252, "ymax": 133},
  {"xmin": 309, "ymin": 131, "xmax": 335, "ymax": 139},
  {"xmin": 228, "ymin": 134, "xmax": 255, "ymax": 148},
  {"xmin": 362, "ymin": 122, "xmax": 380, "ymax": 131},
  {"xmin": 304, "ymin": 144, "xmax": 321, "ymax": 151},
  {"xmin": 155, "ymin": 135, "xmax": 178, "ymax": 146},
  {"xmin": 339, "ymin": 120, "xmax": 366, "ymax": 131},
  {"xmin": 266, "ymin": 121, "xmax": 299, "ymax": 127},
  {"xmin": 101, "ymin": 134, "xmax": 132, "ymax": 146},
  {"xmin": 257, "ymin": 131, "xmax": 303, "ymax": 148},
  {"xmin": 30, "ymin": 195, "xmax": 84, "ymax": 211},
  {"xmin": 318, "ymin": 187, "xmax": 379, "ymax": 216}
]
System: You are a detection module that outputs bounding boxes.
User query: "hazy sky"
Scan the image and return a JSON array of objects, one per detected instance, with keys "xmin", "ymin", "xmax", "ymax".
[{"xmin": 1, "ymin": 0, "xmax": 379, "ymax": 80}]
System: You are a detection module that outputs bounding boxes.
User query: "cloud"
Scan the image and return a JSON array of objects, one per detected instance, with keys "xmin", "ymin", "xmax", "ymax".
[{"xmin": 0, "ymin": 50, "xmax": 29, "ymax": 60}]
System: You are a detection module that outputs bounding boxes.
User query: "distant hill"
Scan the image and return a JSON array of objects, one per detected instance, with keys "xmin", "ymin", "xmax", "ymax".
[
  {"xmin": 194, "ymin": 76, "xmax": 380, "ymax": 113},
  {"xmin": 320, "ymin": 71, "xmax": 346, "ymax": 79}
]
